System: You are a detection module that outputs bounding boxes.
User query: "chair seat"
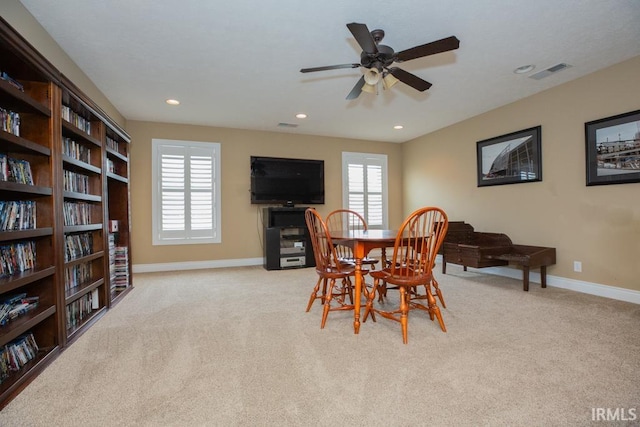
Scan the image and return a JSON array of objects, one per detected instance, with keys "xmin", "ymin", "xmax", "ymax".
[{"xmin": 370, "ymin": 268, "xmax": 430, "ymax": 287}]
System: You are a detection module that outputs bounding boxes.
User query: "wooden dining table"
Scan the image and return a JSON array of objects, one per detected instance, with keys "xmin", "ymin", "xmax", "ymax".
[{"xmin": 329, "ymin": 229, "xmax": 398, "ymax": 334}]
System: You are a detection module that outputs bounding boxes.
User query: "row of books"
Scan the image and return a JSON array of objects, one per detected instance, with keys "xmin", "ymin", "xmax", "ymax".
[
  {"xmin": 66, "ymin": 290, "xmax": 98, "ymax": 331},
  {"xmin": 61, "ymin": 105, "xmax": 91, "ymax": 134},
  {"xmin": 0, "ymin": 241, "xmax": 36, "ymax": 277},
  {"xmin": 63, "ymin": 201, "xmax": 92, "ymax": 226},
  {"xmin": 106, "ymin": 136, "xmax": 120, "ymax": 152},
  {"xmin": 65, "ymin": 262, "xmax": 93, "ymax": 293},
  {"xmin": 0, "ymin": 154, "xmax": 34, "ymax": 185},
  {"xmin": 62, "ymin": 136, "xmax": 92, "ymax": 164},
  {"xmin": 63, "ymin": 169, "xmax": 90, "ymax": 194},
  {"xmin": 0, "ymin": 107, "xmax": 20, "ymax": 137},
  {"xmin": 109, "ymin": 233, "xmax": 129, "ymax": 292},
  {"xmin": 0, "ymin": 292, "xmax": 39, "ymax": 326},
  {"xmin": 0, "ymin": 200, "xmax": 36, "ymax": 231},
  {"xmin": 0, "ymin": 71, "xmax": 24, "ymax": 92},
  {"xmin": 64, "ymin": 232, "xmax": 93, "ymax": 262},
  {"xmin": 0, "ymin": 333, "xmax": 39, "ymax": 384}
]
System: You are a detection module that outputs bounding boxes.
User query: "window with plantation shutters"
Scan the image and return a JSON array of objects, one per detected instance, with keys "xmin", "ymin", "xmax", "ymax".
[
  {"xmin": 152, "ymin": 139, "xmax": 221, "ymax": 245},
  {"xmin": 342, "ymin": 152, "xmax": 388, "ymax": 229}
]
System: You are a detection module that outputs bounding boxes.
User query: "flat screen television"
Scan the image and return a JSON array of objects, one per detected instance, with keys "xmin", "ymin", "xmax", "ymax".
[{"xmin": 250, "ymin": 156, "xmax": 325, "ymax": 206}]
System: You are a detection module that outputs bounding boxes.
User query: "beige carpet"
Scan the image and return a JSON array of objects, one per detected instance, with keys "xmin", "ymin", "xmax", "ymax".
[{"xmin": 1, "ymin": 264, "xmax": 638, "ymax": 426}]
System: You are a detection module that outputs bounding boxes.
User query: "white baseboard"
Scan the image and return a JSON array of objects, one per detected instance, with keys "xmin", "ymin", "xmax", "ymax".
[
  {"xmin": 132, "ymin": 256, "xmax": 640, "ymax": 305},
  {"xmin": 458, "ymin": 264, "xmax": 640, "ymax": 305},
  {"xmin": 132, "ymin": 257, "xmax": 263, "ymax": 273}
]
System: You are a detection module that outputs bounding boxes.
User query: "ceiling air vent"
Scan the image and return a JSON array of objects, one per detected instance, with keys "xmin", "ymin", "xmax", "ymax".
[
  {"xmin": 529, "ymin": 63, "xmax": 571, "ymax": 80},
  {"xmin": 277, "ymin": 122, "xmax": 298, "ymax": 128}
]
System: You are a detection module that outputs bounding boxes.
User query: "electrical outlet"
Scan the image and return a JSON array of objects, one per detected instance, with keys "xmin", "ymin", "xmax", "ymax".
[{"xmin": 573, "ymin": 261, "xmax": 582, "ymax": 272}]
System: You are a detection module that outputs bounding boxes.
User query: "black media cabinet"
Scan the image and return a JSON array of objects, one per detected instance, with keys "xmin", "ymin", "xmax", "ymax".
[{"xmin": 263, "ymin": 207, "xmax": 315, "ymax": 270}]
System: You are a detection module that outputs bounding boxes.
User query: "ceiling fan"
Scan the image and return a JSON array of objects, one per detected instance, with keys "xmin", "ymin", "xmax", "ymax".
[{"xmin": 300, "ymin": 22, "xmax": 460, "ymax": 100}]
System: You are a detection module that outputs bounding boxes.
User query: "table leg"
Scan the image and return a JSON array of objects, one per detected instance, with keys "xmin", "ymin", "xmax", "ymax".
[
  {"xmin": 523, "ymin": 266, "xmax": 530, "ymax": 291},
  {"xmin": 541, "ymin": 265, "xmax": 547, "ymax": 288}
]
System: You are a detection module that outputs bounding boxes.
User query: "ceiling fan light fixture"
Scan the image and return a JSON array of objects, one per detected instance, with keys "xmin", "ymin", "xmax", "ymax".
[
  {"xmin": 361, "ymin": 82, "xmax": 377, "ymax": 94},
  {"xmin": 382, "ymin": 72, "xmax": 399, "ymax": 89},
  {"xmin": 363, "ymin": 68, "xmax": 381, "ymax": 85}
]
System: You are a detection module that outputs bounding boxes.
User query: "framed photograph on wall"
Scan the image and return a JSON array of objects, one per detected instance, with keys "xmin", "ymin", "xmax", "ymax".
[
  {"xmin": 585, "ymin": 109, "xmax": 640, "ymax": 186},
  {"xmin": 476, "ymin": 126, "xmax": 542, "ymax": 187}
]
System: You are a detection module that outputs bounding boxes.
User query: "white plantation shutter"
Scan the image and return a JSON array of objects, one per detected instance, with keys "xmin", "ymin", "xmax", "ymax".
[
  {"xmin": 152, "ymin": 139, "xmax": 221, "ymax": 245},
  {"xmin": 342, "ymin": 152, "xmax": 388, "ymax": 229}
]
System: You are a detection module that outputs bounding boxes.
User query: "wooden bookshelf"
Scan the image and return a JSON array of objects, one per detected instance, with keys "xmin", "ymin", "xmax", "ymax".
[
  {"xmin": 0, "ymin": 18, "xmax": 60, "ymax": 407},
  {"xmin": 0, "ymin": 16, "xmax": 133, "ymax": 407},
  {"xmin": 104, "ymin": 126, "xmax": 131, "ymax": 305}
]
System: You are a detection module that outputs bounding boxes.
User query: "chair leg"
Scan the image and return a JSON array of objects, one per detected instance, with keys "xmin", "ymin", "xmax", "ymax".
[
  {"xmin": 306, "ymin": 276, "xmax": 323, "ymax": 312},
  {"xmin": 363, "ymin": 278, "xmax": 378, "ymax": 323},
  {"xmin": 399, "ymin": 287, "xmax": 409, "ymax": 344},
  {"xmin": 426, "ymin": 288, "xmax": 447, "ymax": 332},
  {"xmin": 377, "ymin": 281, "xmax": 387, "ymax": 303},
  {"xmin": 321, "ymin": 278, "xmax": 336, "ymax": 329},
  {"xmin": 431, "ymin": 278, "xmax": 446, "ymax": 308}
]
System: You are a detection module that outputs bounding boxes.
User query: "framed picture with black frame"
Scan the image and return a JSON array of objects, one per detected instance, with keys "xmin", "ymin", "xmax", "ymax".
[
  {"xmin": 585, "ymin": 109, "xmax": 640, "ymax": 186},
  {"xmin": 476, "ymin": 126, "xmax": 542, "ymax": 187}
]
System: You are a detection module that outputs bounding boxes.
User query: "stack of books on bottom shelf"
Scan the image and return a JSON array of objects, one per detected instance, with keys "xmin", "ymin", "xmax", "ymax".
[
  {"xmin": 108, "ymin": 233, "xmax": 129, "ymax": 292},
  {"xmin": 66, "ymin": 289, "xmax": 99, "ymax": 332},
  {"xmin": 0, "ymin": 333, "xmax": 38, "ymax": 384}
]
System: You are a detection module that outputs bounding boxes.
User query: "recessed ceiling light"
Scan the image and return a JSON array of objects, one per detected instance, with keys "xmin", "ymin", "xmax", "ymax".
[
  {"xmin": 166, "ymin": 99, "xmax": 180, "ymax": 105},
  {"xmin": 295, "ymin": 113, "xmax": 307, "ymax": 119},
  {"xmin": 513, "ymin": 65, "xmax": 535, "ymax": 74},
  {"xmin": 393, "ymin": 125, "xmax": 404, "ymax": 130}
]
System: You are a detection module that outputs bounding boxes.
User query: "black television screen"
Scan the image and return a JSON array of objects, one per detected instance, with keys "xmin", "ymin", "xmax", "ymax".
[{"xmin": 250, "ymin": 156, "xmax": 324, "ymax": 205}]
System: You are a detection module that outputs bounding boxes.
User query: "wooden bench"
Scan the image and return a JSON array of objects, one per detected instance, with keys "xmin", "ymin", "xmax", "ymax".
[{"xmin": 441, "ymin": 221, "xmax": 556, "ymax": 291}]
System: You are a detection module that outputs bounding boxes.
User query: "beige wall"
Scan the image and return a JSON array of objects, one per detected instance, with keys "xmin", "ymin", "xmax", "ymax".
[
  {"xmin": 4, "ymin": 0, "xmax": 637, "ymax": 292},
  {"xmin": 403, "ymin": 56, "xmax": 640, "ymax": 292},
  {"xmin": 127, "ymin": 121, "xmax": 404, "ymax": 265},
  {"xmin": 0, "ymin": 0, "xmax": 125, "ymax": 127}
]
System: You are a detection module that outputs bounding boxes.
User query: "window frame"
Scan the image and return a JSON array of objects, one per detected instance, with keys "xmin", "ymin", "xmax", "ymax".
[
  {"xmin": 341, "ymin": 152, "xmax": 389, "ymax": 229},
  {"xmin": 151, "ymin": 139, "xmax": 221, "ymax": 245}
]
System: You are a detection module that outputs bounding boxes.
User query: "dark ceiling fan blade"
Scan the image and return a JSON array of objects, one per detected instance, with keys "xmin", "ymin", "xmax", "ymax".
[
  {"xmin": 395, "ymin": 36, "xmax": 460, "ymax": 62},
  {"xmin": 388, "ymin": 67, "xmax": 432, "ymax": 91},
  {"xmin": 346, "ymin": 75, "xmax": 365, "ymax": 100},
  {"xmin": 346, "ymin": 22, "xmax": 378, "ymax": 54},
  {"xmin": 300, "ymin": 63, "xmax": 361, "ymax": 73}
]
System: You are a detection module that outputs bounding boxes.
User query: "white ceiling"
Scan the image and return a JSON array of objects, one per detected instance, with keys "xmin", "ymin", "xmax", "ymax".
[{"xmin": 18, "ymin": 0, "xmax": 640, "ymax": 143}]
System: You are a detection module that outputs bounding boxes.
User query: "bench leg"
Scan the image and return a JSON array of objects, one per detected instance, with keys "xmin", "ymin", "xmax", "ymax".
[
  {"xmin": 541, "ymin": 265, "xmax": 547, "ymax": 288},
  {"xmin": 523, "ymin": 266, "xmax": 530, "ymax": 291}
]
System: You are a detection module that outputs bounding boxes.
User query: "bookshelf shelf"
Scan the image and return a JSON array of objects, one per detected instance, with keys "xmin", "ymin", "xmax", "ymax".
[
  {"xmin": 0, "ymin": 227, "xmax": 53, "ymax": 241},
  {"xmin": 106, "ymin": 172, "xmax": 128, "ymax": 183},
  {"xmin": 0, "ymin": 16, "xmax": 133, "ymax": 408},
  {"xmin": 62, "ymin": 155, "xmax": 101, "ymax": 175},
  {"xmin": 66, "ymin": 306, "xmax": 106, "ymax": 340},
  {"xmin": 62, "ymin": 191, "xmax": 101, "ymax": 202},
  {"xmin": 105, "ymin": 146, "xmax": 127, "ymax": 162},
  {"xmin": 0, "ymin": 346, "xmax": 59, "ymax": 399},
  {"xmin": 61, "ymin": 120, "xmax": 101, "ymax": 147},
  {"xmin": 0, "ymin": 78, "xmax": 51, "ymax": 116},
  {"xmin": 63, "ymin": 224, "xmax": 103, "ymax": 234},
  {"xmin": 65, "ymin": 278, "xmax": 104, "ymax": 304},
  {"xmin": 0, "ymin": 305, "xmax": 56, "ymax": 346},
  {"xmin": 0, "ymin": 130, "xmax": 50, "ymax": 156},
  {"xmin": 0, "ymin": 266, "xmax": 55, "ymax": 294},
  {"xmin": 0, "ymin": 181, "xmax": 52, "ymax": 195}
]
